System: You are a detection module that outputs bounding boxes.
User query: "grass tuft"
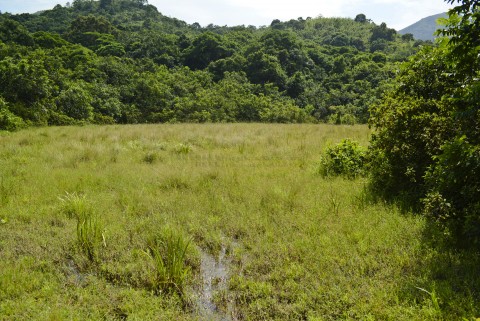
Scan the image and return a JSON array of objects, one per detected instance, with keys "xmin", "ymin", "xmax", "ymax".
[
  {"xmin": 147, "ymin": 228, "xmax": 192, "ymax": 296},
  {"xmin": 76, "ymin": 212, "xmax": 103, "ymax": 263},
  {"xmin": 59, "ymin": 192, "xmax": 90, "ymax": 220},
  {"xmin": 143, "ymin": 151, "xmax": 159, "ymax": 164},
  {"xmin": 174, "ymin": 143, "xmax": 192, "ymax": 154},
  {"xmin": 59, "ymin": 192, "xmax": 104, "ymax": 262}
]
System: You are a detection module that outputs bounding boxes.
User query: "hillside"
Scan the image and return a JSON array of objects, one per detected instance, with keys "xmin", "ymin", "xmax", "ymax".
[
  {"xmin": 0, "ymin": 0, "xmax": 427, "ymax": 129},
  {"xmin": 398, "ymin": 12, "xmax": 447, "ymax": 41}
]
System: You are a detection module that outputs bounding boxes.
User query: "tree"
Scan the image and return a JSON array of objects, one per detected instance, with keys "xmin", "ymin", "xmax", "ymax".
[
  {"xmin": 369, "ymin": 0, "xmax": 480, "ymax": 246},
  {"xmin": 245, "ymin": 51, "xmax": 287, "ymax": 89},
  {"xmin": 99, "ymin": 0, "xmax": 113, "ymax": 9},
  {"xmin": 270, "ymin": 19, "xmax": 283, "ymax": 30},
  {"xmin": 0, "ymin": 18, "xmax": 34, "ymax": 46},
  {"xmin": 354, "ymin": 14, "xmax": 367, "ymax": 23},
  {"xmin": 33, "ymin": 31, "xmax": 69, "ymax": 49},
  {"xmin": 56, "ymin": 82, "xmax": 94, "ymax": 121},
  {"xmin": 370, "ymin": 22, "xmax": 396, "ymax": 42},
  {"xmin": 422, "ymin": 0, "xmax": 480, "ymax": 245},
  {"xmin": 437, "ymin": 0, "xmax": 480, "ymax": 76},
  {"xmin": 401, "ymin": 33, "xmax": 414, "ymax": 42},
  {"xmin": 0, "ymin": 96, "xmax": 25, "ymax": 131},
  {"xmin": 183, "ymin": 32, "xmax": 233, "ymax": 70},
  {"xmin": 67, "ymin": 15, "xmax": 117, "ymax": 44}
]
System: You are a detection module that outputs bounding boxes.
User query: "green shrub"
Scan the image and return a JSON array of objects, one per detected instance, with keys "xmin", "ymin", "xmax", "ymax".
[
  {"xmin": 0, "ymin": 98, "xmax": 26, "ymax": 131},
  {"xmin": 423, "ymin": 136, "xmax": 480, "ymax": 246},
  {"xmin": 368, "ymin": 91, "xmax": 451, "ymax": 208},
  {"xmin": 320, "ymin": 139, "xmax": 367, "ymax": 179}
]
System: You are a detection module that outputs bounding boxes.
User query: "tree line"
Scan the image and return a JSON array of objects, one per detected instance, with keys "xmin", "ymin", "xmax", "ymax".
[{"xmin": 0, "ymin": 0, "xmax": 425, "ymax": 129}]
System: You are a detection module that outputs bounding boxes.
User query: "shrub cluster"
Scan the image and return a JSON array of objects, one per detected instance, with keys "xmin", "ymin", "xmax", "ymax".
[{"xmin": 320, "ymin": 139, "xmax": 367, "ymax": 179}]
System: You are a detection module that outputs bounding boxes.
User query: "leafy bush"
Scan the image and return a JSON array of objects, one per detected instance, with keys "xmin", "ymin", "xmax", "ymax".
[
  {"xmin": 369, "ymin": 0, "xmax": 480, "ymax": 247},
  {"xmin": 423, "ymin": 136, "xmax": 480, "ymax": 246},
  {"xmin": 320, "ymin": 139, "xmax": 367, "ymax": 178},
  {"xmin": 368, "ymin": 47, "xmax": 453, "ymax": 207},
  {"xmin": 0, "ymin": 98, "xmax": 26, "ymax": 131}
]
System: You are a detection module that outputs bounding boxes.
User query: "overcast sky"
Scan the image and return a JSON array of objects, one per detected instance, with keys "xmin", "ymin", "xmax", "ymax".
[{"xmin": 0, "ymin": 0, "xmax": 453, "ymax": 30}]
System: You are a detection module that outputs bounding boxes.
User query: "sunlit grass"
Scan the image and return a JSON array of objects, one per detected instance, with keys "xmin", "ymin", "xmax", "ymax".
[
  {"xmin": 147, "ymin": 227, "xmax": 192, "ymax": 296},
  {"xmin": 0, "ymin": 123, "xmax": 478, "ymax": 320}
]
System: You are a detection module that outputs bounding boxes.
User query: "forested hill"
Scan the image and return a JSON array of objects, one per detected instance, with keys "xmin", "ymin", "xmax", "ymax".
[{"xmin": 0, "ymin": 0, "xmax": 429, "ymax": 129}]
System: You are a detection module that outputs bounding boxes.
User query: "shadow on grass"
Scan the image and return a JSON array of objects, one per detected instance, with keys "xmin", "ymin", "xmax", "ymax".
[
  {"xmin": 399, "ymin": 219, "xmax": 480, "ymax": 319},
  {"xmin": 364, "ymin": 184, "xmax": 480, "ymax": 319}
]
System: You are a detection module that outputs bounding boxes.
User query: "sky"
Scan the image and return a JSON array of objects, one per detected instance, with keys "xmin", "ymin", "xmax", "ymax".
[{"xmin": 0, "ymin": 0, "xmax": 453, "ymax": 30}]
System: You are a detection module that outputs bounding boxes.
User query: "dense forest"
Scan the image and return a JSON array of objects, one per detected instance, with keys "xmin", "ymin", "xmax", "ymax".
[{"xmin": 0, "ymin": 0, "xmax": 428, "ymax": 129}]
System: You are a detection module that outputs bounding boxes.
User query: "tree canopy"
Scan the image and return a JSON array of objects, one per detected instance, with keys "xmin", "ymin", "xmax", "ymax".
[{"xmin": 0, "ymin": 2, "xmax": 424, "ymax": 128}]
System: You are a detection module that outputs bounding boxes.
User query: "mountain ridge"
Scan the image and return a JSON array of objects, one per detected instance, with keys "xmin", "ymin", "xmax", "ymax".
[{"xmin": 398, "ymin": 12, "xmax": 448, "ymax": 41}]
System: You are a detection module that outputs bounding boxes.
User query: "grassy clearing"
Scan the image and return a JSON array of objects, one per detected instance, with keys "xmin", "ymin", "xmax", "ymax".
[{"xmin": 0, "ymin": 124, "xmax": 478, "ymax": 320}]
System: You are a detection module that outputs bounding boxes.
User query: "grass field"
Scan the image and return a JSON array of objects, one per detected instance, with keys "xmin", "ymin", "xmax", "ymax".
[{"xmin": 0, "ymin": 124, "xmax": 478, "ymax": 320}]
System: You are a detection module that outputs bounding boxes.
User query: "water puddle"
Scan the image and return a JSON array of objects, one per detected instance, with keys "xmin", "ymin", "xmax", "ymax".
[
  {"xmin": 65, "ymin": 259, "xmax": 87, "ymax": 286},
  {"xmin": 197, "ymin": 245, "xmax": 235, "ymax": 321}
]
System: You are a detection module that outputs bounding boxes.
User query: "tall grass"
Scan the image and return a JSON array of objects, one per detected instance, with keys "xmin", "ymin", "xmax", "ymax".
[
  {"xmin": 76, "ymin": 212, "xmax": 103, "ymax": 263},
  {"xmin": 60, "ymin": 192, "xmax": 103, "ymax": 262},
  {"xmin": 59, "ymin": 192, "xmax": 90, "ymax": 220},
  {"xmin": 0, "ymin": 124, "xmax": 478, "ymax": 320},
  {"xmin": 147, "ymin": 228, "xmax": 191, "ymax": 296}
]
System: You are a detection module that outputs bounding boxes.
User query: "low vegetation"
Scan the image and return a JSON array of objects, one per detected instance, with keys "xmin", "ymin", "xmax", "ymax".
[
  {"xmin": 319, "ymin": 138, "xmax": 367, "ymax": 178},
  {"xmin": 0, "ymin": 124, "xmax": 478, "ymax": 320},
  {"xmin": 1, "ymin": 0, "xmax": 480, "ymax": 319},
  {"xmin": 147, "ymin": 227, "xmax": 192, "ymax": 296}
]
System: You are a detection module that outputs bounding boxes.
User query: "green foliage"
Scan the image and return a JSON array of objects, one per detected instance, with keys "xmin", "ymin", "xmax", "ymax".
[
  {"xmin": 437, "ymin": 0, "xmax": 480, "ymax": 75},
  {"xmin": 320, "ymin": 139, "xmax": 367, "ymax": 178},
  {"xmin": 183, "ymin": 32, "xmax": 233, "ymax": 70},
  {"xmin": 0, "ymin": 97, "xmax": 26, "ymax": 131},
  {"xmin": 354, "ymin": 14, "xmax": 368, "ymax": 23},
  {"xmin": 368, "ymin": 45, "xmax": 453, "ymax": 206},
  {"xmin": 370, "ymin": 22, "xmax": 396, "ymax": 42},
  {"xmin": 56, "ymin": 82, "xmax": 94, "ymax": 121},
  {"xmin": 0, "ymin": 0, "xmax": 418, "ymax": 127},
  {"xmin": 33, "ymin": 31, "xmax": 69, "ymax": 48},
  {"xmin": 0, "ymin": 18, "xmax": 34, "ymax": 46},
  {"xmin": 147, "ymin": 228, "xmax": 191, "ymax": 296},
  {"xmin": 424, "ymin": 136, "xmax": 480, "ymax": 245},
  {"xmin": 369, "ymin": 0, "xmax": 480, "ymax": 247}
]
